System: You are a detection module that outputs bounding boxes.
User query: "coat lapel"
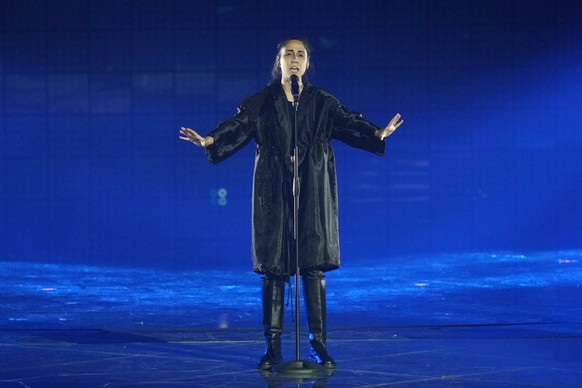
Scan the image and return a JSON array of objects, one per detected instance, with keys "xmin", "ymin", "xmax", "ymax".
[
  {"xmin": 294, "ymin": 83, "xmax": 310, "ymax": 136},
  {"xmin": 270, "ymin": 82, "xmax": 311, "ymax": 150},
  {"xmin": 270, "ymin": 84, "xmax": 292, "ymax": 155}
]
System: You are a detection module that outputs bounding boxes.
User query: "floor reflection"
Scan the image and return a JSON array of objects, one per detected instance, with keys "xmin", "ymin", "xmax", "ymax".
[{"xmin": 1, "ymin": 250, "xmax": 581, "ymax": 387}]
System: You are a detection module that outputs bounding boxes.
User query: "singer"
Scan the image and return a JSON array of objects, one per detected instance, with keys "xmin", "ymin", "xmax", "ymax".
[{"xmin": 180, "ymin": 37, "xmax": 403, "ymax": 370}]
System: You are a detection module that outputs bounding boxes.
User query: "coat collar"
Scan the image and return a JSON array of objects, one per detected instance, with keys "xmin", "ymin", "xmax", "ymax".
[
  {"xmin": 266, "ymin": 82, "xmax": 311, "ymax": 157},
  {"xmin": 269, "ymin": 82, "xmax": 311, "ymax": 127},
  {"xmin": 268, "ymin": 81, "xmax": 312, "ymax": 103}
]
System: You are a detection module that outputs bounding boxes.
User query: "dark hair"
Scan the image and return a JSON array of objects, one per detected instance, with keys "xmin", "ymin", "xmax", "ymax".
[{"xmin": 269, "ymin": 37, "xmax": 313, "ymax": 84}]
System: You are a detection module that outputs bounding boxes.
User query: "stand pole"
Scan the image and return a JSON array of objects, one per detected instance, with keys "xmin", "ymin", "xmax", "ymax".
[{"xmin": 275, "ymin": 88, "xmax": 324, "ymax": 378}]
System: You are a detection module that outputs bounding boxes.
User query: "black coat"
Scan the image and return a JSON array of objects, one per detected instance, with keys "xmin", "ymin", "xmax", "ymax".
[{"xmin": 205, "ymin": 82, "xmax": 385, "ymax": 276}]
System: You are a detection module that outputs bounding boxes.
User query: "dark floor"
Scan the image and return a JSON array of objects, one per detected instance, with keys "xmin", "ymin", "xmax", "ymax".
[{"xmin": 1, "ymin": 250, "xmax": 581, "ymax": 387}]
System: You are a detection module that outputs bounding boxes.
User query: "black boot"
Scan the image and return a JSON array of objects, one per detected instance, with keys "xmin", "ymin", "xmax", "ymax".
[
  {"xmin": 302, "ymin": 271, "xmax": 336, "ymax": 369},
  {"xmin": 257, "ymin": 276, "xmax": 285, "ymax": 370}
]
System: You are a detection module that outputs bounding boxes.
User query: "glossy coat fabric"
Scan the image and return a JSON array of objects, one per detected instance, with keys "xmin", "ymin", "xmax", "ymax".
[{"xmin": 205, "ymin": 82, "xmax": 385, "ymax": 276}]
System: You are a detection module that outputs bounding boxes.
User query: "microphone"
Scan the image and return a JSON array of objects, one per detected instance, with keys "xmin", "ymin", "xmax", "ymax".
[{"xmin": 290, "ymin": 74, "xmax": 300, "ymax": 104}]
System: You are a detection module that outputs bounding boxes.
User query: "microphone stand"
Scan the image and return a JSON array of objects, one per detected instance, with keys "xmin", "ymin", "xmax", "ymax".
[{"xmin": 275, "ymin": 79, "xmax": 324, "ymax": 378}]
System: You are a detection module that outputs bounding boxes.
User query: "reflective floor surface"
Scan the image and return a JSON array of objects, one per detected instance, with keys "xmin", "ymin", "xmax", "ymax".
[{"xmin": 1, "ymin": 250, "xmax": 581, "ymax": 387}]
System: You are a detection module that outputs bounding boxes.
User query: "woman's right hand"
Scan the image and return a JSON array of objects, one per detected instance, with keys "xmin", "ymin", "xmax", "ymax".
[{"xmin": 179, "ymin": 127, "xmax": 214, "ymax": 147}]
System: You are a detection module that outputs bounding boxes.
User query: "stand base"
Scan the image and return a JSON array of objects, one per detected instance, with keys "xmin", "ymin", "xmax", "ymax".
[{"xmin": 275, "ymin": 359, "xmax": 325, "ymax": 377}]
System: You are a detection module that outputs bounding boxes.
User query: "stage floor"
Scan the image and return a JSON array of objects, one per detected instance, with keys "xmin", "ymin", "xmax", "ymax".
[{"xmin": 1, "ymin": 250, "xmax": 581, "ymax": 387}]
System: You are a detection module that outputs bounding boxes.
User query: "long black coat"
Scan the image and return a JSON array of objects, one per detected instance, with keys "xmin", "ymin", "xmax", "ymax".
[{"xmin": 205, "ymin": 82, "xmax": 385, "ymax": 276}]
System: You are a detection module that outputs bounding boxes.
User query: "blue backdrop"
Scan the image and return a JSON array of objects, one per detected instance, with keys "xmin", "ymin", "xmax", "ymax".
[{"xmin": 1, "ymin": 0, "xmax": 581, "ymax": 270}]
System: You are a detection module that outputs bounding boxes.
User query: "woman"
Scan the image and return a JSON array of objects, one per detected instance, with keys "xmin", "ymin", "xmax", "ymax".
[{"xmin": 180, "ymin": 37, "xmax": 403, "ymax": 370}]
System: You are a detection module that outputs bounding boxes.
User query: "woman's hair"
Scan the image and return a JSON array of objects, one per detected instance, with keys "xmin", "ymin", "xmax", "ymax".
[{"xmin": 269, "ymin": 37, "xmax": 313, "ymax": 84}]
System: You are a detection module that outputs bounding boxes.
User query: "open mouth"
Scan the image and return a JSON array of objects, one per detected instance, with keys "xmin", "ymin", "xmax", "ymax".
[{"xmin": 290, "ymin": 66, "xmax": 299, "ymax": 72}]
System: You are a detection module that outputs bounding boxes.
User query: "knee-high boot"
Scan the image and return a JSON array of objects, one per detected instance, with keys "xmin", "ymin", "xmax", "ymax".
[
  {"xmin": 302, "ymin": 273, "xmax": 336, "ymax": 369},
  {"xmin": 257, "ymin": 276, "xmax": 285, "ymax": 370}
]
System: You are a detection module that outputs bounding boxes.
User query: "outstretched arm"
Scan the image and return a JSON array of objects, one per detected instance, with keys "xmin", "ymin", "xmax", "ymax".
[
  {"xmin": 375, "ymin": 113, "xmax": 404, "ymax": 141},
  {"xmin": 180, "ymin": 103, "xmax": 254, "ymax": 164},
  {"xmin": 179, "ymin": 127, "xmax": 214, "ymax": 147}
]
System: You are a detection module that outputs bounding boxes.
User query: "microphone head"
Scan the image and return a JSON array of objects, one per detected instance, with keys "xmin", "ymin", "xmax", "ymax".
[{"xmin": 290, "ymin": 75, "xmax": 300, "ymax": 99}]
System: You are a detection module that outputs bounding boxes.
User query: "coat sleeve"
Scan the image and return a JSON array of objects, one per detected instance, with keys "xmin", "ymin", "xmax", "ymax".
[
  {"xmin": 329, "ymin": 97, "xmax": 385, "ymax": 156},
  {"xmin": 204, "ymin": 103, "xmax": 255, "ymax": 164}
]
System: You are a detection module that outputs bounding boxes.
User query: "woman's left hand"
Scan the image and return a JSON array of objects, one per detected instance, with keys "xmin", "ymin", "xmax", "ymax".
[{"xmin": 376, "ymin": 113, "xmax": 403, "ymax": 140}]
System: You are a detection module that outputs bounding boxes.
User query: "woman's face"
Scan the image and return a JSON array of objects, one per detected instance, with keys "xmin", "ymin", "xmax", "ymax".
[{"xmin": 278, "ymin": 40, "xmax": 309, "ymax": 82}]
